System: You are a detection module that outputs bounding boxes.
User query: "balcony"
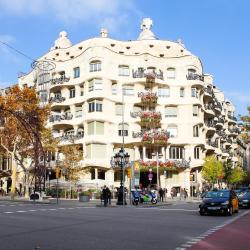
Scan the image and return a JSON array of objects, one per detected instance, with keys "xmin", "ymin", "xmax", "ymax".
[
  {"xmin": 132, "ymin": 69, "xmax": 164, "ymax": 80},
  {"xmin": 215, "ymin": 118, "xmax": 224, "ymax": 127},
  {"xmin": 228, "ymin": 115, "xmax": 237, "ymax": 121},
  {"xmin": 206, "ymin": 139, "xmax": 218, "ymax": 148},
  {"xmin": 49, "ymin": 96, "xmax": 66, "ymax": 103},
  {"xmin": 50, "ymin": 75, "xmax": 70, "ymax": 86},
  {"xmin": 228, "ymin": 127, "xmax": 240, "ymax": 134},
  {"xmin": 59, "ymin": 132, "xmax": 84, "ymax": 141},
  {"xmin": 205, "ymin": 120, "xmax": 216, "ymax": 128},
  {"xmin": 204, "ymin": 87, "xmax": 213, "ymax": 96},
  {"xmin": 186, "ymin": 73, "xmax": 204, "ymax": 81},
  {"xmin": 138, "ymin": 91, "xmax": 158, "ymax": 105},
  {"xmin": 49, "ymin": 113, "xmax": 73, "ymax": 123}
]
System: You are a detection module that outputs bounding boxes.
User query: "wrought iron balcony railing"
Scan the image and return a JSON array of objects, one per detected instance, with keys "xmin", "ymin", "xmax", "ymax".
[
  {"xmin": 186, "ymin": 73, "xmax": 204, "ymax": 81},
  {"xmin": 49, "ymin": 96, "xmax": 66, "ymax": 103},
  {"xmin": 132, "ymin": 69, "xmax": 164, "ymax": 80}
]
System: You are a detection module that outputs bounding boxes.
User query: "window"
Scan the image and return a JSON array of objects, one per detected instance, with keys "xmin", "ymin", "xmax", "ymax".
[
  {"xmin": 167, "ymin": 125, "xmax": 178, "ymax": 138},
  {"xmin": 86, "ymin": 144, "xmax": 106, "ymax": 159},
  {"xmin": 169, "ymin": 147, "xmax": 185, "ymax": 159},
  {"xmin": 115, "ymin": 103, "xmax": 123, "ymax": 116},
  {"xmin": 88, "ymin": 100, "xmax": 103, "ymax": 112},
  {"xmin": 165, "ymin": 106, "xmax": 177, "ymax": 117},
  {"xmin": 193, "ymin": 105, "xmax": 199, "ymax": 117},
  {"xmin": 88, "ymin": 79, "xmax": 102, "ymax": 92},
  {"xmin": 112, "ymin": 83, "xmax": 118, "ymax": 95},
  {"xmin": 194, "ymin": 146, "xmax": 201, "ymax": 159},
  {"xmin": 98, "ymin": 169, "xmax": 105, "ymax": 180},
  {"xmin": 158, "ymin": 87, "xmax": 170, "ymax": 97},
  {"xmin": 87, "ymin": 121, "xmax": 104, "ymax": 135},
  {"xmin": 118, "ymin": 123, "xmax": 129, "ymax": 136},
  {"xmin": 193, "ymin": 125, "xmax": 199, "ymax": 137},
  {"xmin": 123, "ymin": 85, "xmax": 134, "ymax": 96},
  {"xmin": 39, "ymin": 90, "xmax": 48, "ymax": 102},
  {"xmin": 180, "ymin": 87, "xmax": 185, "ymax": 97},
  {"xmin": 191, "ymin": 88, "xmax": 198, "ymax": 98},
  {"xmin": 73, "ymin": 67, "xmax": 80, "ymax": 78},
  {"xmin": 118, "ymin": 65, "xmax": 130, "ymax": 76},
  {"xmin": 69, "ymin": 88, "xmax": 75, "ymax": 98},
  {"xmin": 167, "ymin": 68, "xmax": 176, "ymax": 79},
  {"xmin": 89, "ymin": 60, "xmax": 101, "ymax": 72},
  {"xmin": 75, "ymin": 106, "xmax": 83, "ymax": 118},
  {"xmin": 38, "ymin": 73, "xmax": 50, "ymax": 84}
]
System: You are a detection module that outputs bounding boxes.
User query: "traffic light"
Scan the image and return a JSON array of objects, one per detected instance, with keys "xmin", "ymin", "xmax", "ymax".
[{"xmin": 127, "ymin": 168, "xmax": 131, "ymax": 178}]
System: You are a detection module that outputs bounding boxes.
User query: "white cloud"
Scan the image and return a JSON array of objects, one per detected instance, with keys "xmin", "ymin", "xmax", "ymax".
[{"xmin": 0, "ymin": 0, "xmax": 139, "ymax": 32}]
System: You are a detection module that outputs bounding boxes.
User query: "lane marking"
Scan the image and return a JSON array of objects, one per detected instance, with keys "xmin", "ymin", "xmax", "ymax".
[{"xmin": 3, "ymin": 211, "xmax": 14, "ymax": 214}]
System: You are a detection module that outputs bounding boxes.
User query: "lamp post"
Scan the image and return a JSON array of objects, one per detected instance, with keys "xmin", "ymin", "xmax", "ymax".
[
  {"xmin": 152, "ymin": 151, "xmax": 163, "ymax": 189},
  {"xmin": 113, "ymin": 148, "xmax": 130, "ymax": 205}
]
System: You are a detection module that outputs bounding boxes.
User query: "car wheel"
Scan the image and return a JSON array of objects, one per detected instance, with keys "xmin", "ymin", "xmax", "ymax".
[
  {"xmin": 235, "ymin": 207, "xmax": 239, "ymax": 213},
  {"xmin": 228, "ymin": 206, "xmax": 233, "ymax": 216},
  {"xmin": 199, "ymin": 211, "xmax": 205, "ymax": 216}
]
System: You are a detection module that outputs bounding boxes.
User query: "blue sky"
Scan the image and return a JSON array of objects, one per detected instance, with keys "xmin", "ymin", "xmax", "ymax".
[{"xmin": 0, "ymin": 0, "xmax": 249, "ymax": 115}]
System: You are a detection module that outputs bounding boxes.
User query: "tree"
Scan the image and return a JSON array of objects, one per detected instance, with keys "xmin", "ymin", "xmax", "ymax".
[
  {"xmin": 240, "ymin": 106, "xmax": 250, "ymax": 142},
  {"xmin": 227, "ymin": 166, "xmax": 245, "ymax": 186},
  {"xmin": 58, "ymin": 143, "xmax": 84, "ymax": 198},
  {"xmin": 0, "ymin": 86, "xmax": 49, "ymax": 198},
  {"xmin": 201, "ymin": 156, "xmax": 224, "ymax": 187}
]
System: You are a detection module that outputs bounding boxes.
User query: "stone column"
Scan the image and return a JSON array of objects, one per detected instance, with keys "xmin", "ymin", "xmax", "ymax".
[
  {"xmin": 143, "ymin": 146, "xmax": 146, "ymax": 160},
  {"xmin": 95, "ymin": 168, "xmax": 98, "ymax": 180}
]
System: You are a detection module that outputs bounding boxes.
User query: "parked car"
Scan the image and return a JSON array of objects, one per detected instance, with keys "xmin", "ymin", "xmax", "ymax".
[
  {"xmin": 199, "ymin": 190, "xmax": 238, "ymax": 216},
  {"xmin": 238, "ymin": 191, "xmax": 250, "ymax": 208}
]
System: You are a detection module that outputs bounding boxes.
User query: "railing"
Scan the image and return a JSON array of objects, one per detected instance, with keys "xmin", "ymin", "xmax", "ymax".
[
  {"xmin": 59, "ymin": 133, "xmax": 84, "ymax": 141},
  {"xmin": 132, "ymin": 69, "xmax": 164, "ymax": 80},
  {"xmin": 50, "ymin": 75, "xmax": 70, "ymax": 85},
  {"xmin": 228, "ymin": 127, "xmax": 240, "ymax": 134},
  {"xmin": 49, "ymin": 113, "xmax": 73, "ymax": 122},
  {"xmin": 216, "ymin": 130, "xmax": 226, "ymax": 137},
  {"xmin": 206, "ymin": 139, "xmax": 218, "ymax": 148},
  {"xmin": 205, "ymin": 120, "xmax": 216, "ymax": 128},
  {"xmin": 204, "ymin": 87, "xmax": 213, "ymax": 95},
  {"xmin": 49, "ymin": 96, "xmax": 66, "ymax": 103},
  {"xmin": 186, "ymin": 73, "xmax": 204, "ymax": 81},
  {"xmin": 204, "ymin": 103, "xmax": 214, "ymax": 110},
  {"xmin": 228, "ymin": 115, "xmax": 237, "ymax": 121},
  {"xmin": 216, "ymin": 118, "xmax": 224, "ymax": 124}
]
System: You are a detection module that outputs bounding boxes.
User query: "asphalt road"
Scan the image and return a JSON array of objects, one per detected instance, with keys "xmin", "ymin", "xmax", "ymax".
[{"xmin": 0, "ymin": 200, "xmax": 247, "ymax": 250}]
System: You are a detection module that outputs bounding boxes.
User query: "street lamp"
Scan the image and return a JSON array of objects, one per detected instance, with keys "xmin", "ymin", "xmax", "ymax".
[
  {"xmin": 113, "ymin": 148, "xmax": 130, "ymax": 205},
  {"xmin": 152, "ymin": 151, "xmax": 163, "ymax": 189}
]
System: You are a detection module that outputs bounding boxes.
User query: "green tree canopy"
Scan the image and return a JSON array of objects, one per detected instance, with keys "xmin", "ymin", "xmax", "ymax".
[
  {"xmin": 240, "ymin": 106, "xmax": 250, "ymax": 142},
  {"xmin": 202, "ymin": 155, "xmax": 224, "ymax": 184},
  {"xmin": 227, "ymin": 166, "xmax": 245, "ymax": 185}
]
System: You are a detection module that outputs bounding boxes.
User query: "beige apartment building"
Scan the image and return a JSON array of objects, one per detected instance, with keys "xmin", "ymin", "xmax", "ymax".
[{"xmin": 17, "ymin": 18, "xmax": 240, "ymax": 195}]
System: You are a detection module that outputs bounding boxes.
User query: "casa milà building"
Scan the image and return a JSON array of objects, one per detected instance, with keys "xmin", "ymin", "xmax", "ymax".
[{"xmin": 18, "ymin": 18, "xmax": 240, "ymax": 195}]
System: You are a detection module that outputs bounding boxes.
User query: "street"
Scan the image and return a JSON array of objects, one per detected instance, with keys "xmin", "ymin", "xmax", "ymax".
[{"xmin": 0, "ymin": 200, "xmax": 249, "ymax": 250}]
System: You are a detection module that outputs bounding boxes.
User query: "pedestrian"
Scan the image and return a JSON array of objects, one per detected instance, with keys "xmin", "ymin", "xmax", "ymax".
[
  {"xmin": 159, "ymin": 188, "xmax": 164, "ymax": 202},
  {"xmin": 184, "ymin": 188, "xmax": 188, "ymax": 200},
  {"xmin": 102, "ymin": 185, "xmax": 109, "ymax": 207},
  {"xmin": 164, "ymin": 188, "xmax": 168, "ymax": 200},
  {"xmin": 170, "ymin": 187, "xmax": 174, "ymax": 199},
  {"xmin": 180, "ymin": 188, "xmax": 184, "ymax": 200},
  {"xmin": 107, "ymin": 187, "xmax": 112, "ymax": 205}
]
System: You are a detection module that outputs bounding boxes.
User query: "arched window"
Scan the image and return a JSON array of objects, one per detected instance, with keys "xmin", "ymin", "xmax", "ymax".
[
  {"xmin": 166, "ymin": 67, "xmax": 176, "ymax": 79},
  {"xmin": 167, "ymin": 124, "xmax": 178, "ymax": 138},
  {"xmin": 89, "ymin": 60, "xmax": 102, "ymax": 72},
  {"xmin": 118, "ymin": 123, "xmax": 129, "ymax": 136}
]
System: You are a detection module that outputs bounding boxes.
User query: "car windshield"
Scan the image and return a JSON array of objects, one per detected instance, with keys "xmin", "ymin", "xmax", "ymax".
[
  {"xmin": 205, "ymin": 191, "xmax": 229, "ymax": 198},
  {"xmin": 239, "ymin": 192, "xmax": 250, "ymax": 198}
]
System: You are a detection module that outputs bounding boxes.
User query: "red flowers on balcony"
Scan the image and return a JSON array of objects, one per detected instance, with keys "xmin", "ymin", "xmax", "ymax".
[
  {"xmin": 138, "ymin": 91, "xmax": 158, "ymax": 104},
  {"xmin": 139, "ymin": 111, "xmax": 161, "ymax": 124},
  {"xmin": 138, "ymin": 160, "xmax": 176, "ymax": 171},
  {"xmin": 142, "ymin": 129, "xmax": 169, "ymax": 145}
]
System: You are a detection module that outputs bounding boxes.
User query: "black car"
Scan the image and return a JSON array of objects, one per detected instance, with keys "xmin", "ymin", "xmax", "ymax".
[
  {"xmin": 199, "ymin": 190, "xmax": 238, "ymax": 216},
  {"xmin": 238, "ymin": 191, "xmax": 250, "ymax": 208}
]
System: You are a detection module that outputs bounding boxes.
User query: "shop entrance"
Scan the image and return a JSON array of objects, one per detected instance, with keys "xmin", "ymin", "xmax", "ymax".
[{"xmin": 139, "ymin": 171, "xmax": 157, "ymax": 188}]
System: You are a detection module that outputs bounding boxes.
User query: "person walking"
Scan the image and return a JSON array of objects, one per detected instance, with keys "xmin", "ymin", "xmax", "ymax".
[
  {"xmin": 159, "ymin": 188, "xmax": 164, "ymax": 202},
  {"xmin": 102, "ymin": 185, "xmax": 109, "ymax": 207},
  {"xmin": 107, "ymin": 187, "xmax": 112, "ymax": 205},
  {"xmin": 184, "ymin": 188, "xmax": 188, "ymax": 200}
]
